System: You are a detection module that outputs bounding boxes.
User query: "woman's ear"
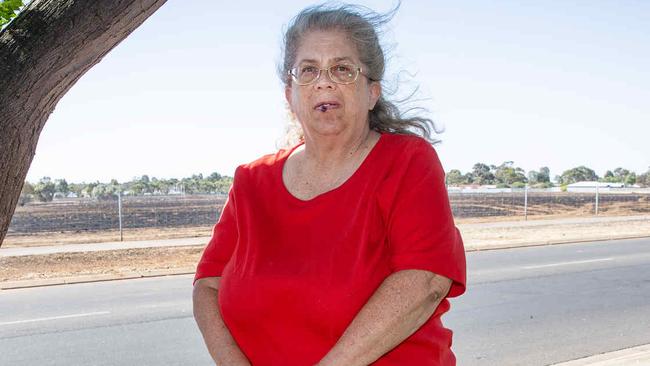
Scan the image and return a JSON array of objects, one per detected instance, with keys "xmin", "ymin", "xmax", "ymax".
[{"xmin": 368, "ymin": 81, "xmax": 381, "ymax": 110}]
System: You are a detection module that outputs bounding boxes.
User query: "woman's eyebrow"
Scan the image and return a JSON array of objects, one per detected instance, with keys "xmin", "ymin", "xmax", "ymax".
[
  {"xmin": 333, "ymin": 56, "xmax": 355, "ymax": 63},
  {"xmin": 296, "ymin": 56, "xmax": 356, "ymax": 65},
  {"xmin": 296, "ymin": 58, "xmax": 319, "ymax": 65}
]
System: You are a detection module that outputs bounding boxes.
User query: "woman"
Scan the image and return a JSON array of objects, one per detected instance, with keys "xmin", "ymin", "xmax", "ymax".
[{"xmin": 193, "ymin": 4, "xmax": 466, "ymax": 365}]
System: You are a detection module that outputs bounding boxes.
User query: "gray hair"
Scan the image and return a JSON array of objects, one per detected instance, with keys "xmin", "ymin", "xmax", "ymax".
[{"xmin": 279, "ymin": 2, "xmax": 440, "ymax": 145}]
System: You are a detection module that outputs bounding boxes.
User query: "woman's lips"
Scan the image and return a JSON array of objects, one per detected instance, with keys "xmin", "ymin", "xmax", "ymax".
[{"xmin": 314, "ymin": 102, "xmax": 340, "ymax": 112}]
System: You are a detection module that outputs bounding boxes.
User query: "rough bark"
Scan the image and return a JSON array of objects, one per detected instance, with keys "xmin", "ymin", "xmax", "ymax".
[{"xmin": 0, "ymin": 0, "xmax": 167, "ymax": 247}]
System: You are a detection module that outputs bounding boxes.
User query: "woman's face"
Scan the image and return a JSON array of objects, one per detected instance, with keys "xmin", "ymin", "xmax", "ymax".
[{"xmin": 285, "ymin": 30, "xmax": 381, "ymax": 140}]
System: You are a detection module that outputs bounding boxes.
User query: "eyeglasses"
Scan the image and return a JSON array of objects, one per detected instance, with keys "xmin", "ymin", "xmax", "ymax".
[{"xmin": 288, "ymin": 63, "xmax": 373, "ymax": 85}]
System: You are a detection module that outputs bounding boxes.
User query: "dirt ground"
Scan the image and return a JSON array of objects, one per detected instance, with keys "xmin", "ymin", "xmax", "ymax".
[
  {"xmin": 460, "ymin": 217, "xmax": 650, "ymax": 250},
  {"xmin": 1, "ymin": 215, "xmax": 649, "ymax": 284},
  {"xmin": 0, "ymin": 246, "xmax": 204, "ymax": 283}
]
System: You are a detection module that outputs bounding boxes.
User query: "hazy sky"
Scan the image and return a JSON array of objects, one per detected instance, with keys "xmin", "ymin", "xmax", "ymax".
[{"xmin": 25, "ymin": 0, "xmax": 650, "ymax": 183}]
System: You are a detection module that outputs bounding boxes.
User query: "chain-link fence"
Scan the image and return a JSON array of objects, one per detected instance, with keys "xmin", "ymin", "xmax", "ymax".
[
  {"xmin": 7, "ymin": 194, "xmax": 227, "ymax": 235},
  {"xmin": 7, "ymin": 190, "xmax": 650, "ymax": 237},
  {"xmin": 449, "ymin": 189, "xmax": 650, "ymax": 219}
]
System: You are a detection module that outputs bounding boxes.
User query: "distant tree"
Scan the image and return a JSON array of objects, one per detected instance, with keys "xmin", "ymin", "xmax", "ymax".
[
  {"xmin": 445, "ymin": 169, "xmax": 466, "ymax": 186},
  {"xmin": 557, "ymin": 166, "xmax": 598, "ymax": 185},
  {"xmin": 180, "ymin": 176, "xmax": 199, "ymax": 194},
  {"xmin": 18, "ymin": 180, "xmax": 34, "ymax": 205},
  {"xmin": 84, "ymin": 181, "xmax": 100, "ymax": 198},
  {"xmin": 537, "ymin": 167, "xmax": 550, "ymax": 183},
  {"xmin": 215, "ymin": 176, "xmax": 234, "ymax": 194},
  {"xmin": 528, "ymin": 167, "xmax": 552, "ymax": 188},
  {"xmin": 150, "ymin": 177, "xmax": 163, "ymax": 194},
  {"xmin": 129, "ymin": 181, "xmax": 146, "ymax": 195},
  {"xmin": 463, "ymin": 172, "xmax": 475, "ymax": 184},
  {"xmin": 109, "ymin": 179, "xmax": 123, "ymax": 196},
  {"xmin": 602, "ymin": 167, "xmax": 636, "ymax": 185},
  {"xmin": 638, "ymin": 169, "xmax": 650, "ymax": 187},
  {"xmin": 135, "ymin": 175, "xmax": 153, "ymax": 194},
  {"xmin": 471, "ymin": 163, "xmax": 495, "ymax": 185},
  {"xmin": 54, "ymin": 178, "xmax": 69, "ymax": 196},
  {"xmin": 33, "ymin": 177, "xmax": 56, "ymax": 202},
  {"xmin": 207, "ymin": 172, "xmax": 222, "ymax": 181},
  {"xmin": 68, "ymin": 182, "xmax": 85, "ymax": 198},
  {"xmin": 614, "ymin": 167, "xmax": 631, "ymax": 181},
  {"xmin": 21, "ymin": 180, "xmax": 34, "ymax": 195},
  {"xmin": 494, "ymin": 161, "xmax": 527, "ymax": 187},
  {"xmin": 92, "ymin": 183, "xmax": 120, "ymax": 200}
]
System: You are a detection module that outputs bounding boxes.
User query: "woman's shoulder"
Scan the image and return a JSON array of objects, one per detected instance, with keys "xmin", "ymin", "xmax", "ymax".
[
  {"xmin": 233, "ymin": 145, "xmax": 295, "ymax": 182},
  {"xmin": 377, "ymin": 132, "xmax": 444, "ymax": 181},
  {"xmin": 382, "ymin": 132, "xmax": 437, "ymax": 156}
]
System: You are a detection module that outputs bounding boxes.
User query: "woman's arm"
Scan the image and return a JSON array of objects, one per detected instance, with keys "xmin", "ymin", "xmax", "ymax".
[
  {"xmin": 316, "ymin": 269, "xmax": 452, "ymax": 366},
  {"xmin": 193, "ymin": 277, "xmax": 251, "ymax": 365}
]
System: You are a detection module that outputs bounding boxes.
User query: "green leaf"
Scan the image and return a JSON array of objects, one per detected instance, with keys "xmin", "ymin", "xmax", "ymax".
[{"xmin": 0, "ymin": 0, "xmax": 25, "ymax": 28}]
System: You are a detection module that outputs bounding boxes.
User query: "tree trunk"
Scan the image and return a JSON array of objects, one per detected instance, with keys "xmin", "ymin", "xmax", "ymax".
[{"xmin": 0, "ymin": 0, "xmax": 167, "ymax": 247}]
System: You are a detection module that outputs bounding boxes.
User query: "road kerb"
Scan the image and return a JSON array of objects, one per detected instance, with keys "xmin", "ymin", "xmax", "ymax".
[
  {"xmin": 465, "ymin": 234, "xmax": 650, "ymax": 252},
  {"xmin": 550, "ymin": 344, "xmax": 650, "ymax": 365}
]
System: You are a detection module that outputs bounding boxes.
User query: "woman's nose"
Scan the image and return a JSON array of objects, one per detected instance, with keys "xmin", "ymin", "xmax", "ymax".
[{"xmin": 314, "ymin": 71, "xmax": 336, "ymax": 90}]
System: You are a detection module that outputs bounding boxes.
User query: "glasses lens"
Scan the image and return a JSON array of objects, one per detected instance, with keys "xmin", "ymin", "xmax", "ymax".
[
  {"xmin": 294, "ymin": 65, "xmax": 319, "ymax": 85},
  {"xmin": 329, "ymin": 64, "xmax": 358, "ymax": 84}
]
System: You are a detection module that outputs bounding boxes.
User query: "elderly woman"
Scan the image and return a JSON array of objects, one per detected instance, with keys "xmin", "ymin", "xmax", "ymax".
[{"xmin": 192, "ymin": 4, "xmax": 466, "ymax": 366}]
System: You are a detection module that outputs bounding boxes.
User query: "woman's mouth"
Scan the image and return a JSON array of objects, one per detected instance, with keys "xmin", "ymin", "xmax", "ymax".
[{"xmin": 314, "ymin": 102, "xmax": 340, "ymax": 112}]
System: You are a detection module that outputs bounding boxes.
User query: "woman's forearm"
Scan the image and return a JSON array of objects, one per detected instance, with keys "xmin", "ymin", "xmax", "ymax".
[
  {"xmin": 317, "ymin": 269, "xmax": 452, "ymax": 366},
  {"xmin": 192, "ymin": 280, "xmax": 251, "ymax": 365}
]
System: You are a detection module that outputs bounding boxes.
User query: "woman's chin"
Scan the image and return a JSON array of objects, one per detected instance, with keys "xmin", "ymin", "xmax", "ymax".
[{"xmin": 303, "ymin": 118, "xmax": 350, "ymax": 137}]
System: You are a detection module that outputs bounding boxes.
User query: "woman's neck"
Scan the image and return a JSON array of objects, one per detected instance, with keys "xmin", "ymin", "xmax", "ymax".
[{"xmin": 301, "ymin": 127, "xmax": 376, "ymax": 170}]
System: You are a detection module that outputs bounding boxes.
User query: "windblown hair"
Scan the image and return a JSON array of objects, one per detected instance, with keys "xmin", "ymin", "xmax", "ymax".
[{"xmin": 279, "ymin": 2, "xmax": 440, "ymax": 145}]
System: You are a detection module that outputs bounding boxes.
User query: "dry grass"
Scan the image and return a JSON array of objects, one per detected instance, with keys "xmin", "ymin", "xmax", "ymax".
[{"xmin": 2, "ymin": 226, "xmax": 213, "ymax": 248}]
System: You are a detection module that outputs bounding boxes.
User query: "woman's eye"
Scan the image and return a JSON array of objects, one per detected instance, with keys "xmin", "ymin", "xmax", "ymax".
[
  {"xmin": 333, "ymin": 64, "xmax": 353, "ymax": 73},
  {"xmin": 301, "ymin": 66, "xmax": 318, "ymax": 74}
]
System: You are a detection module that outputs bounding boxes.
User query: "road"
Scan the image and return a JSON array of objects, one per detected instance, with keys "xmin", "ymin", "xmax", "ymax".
[{"xmin": 1, "ymin": 238, "xmax": 649, "ymax": 365}]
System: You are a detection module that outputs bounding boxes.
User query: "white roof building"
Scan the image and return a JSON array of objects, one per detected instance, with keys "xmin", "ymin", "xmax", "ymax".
[{"xmin": 567, "ymin": 181, "xmax": 624, "ymax": 192}]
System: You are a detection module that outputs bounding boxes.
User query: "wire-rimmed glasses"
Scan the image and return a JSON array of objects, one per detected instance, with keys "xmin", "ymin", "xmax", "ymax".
[{"xmin": 288, "ymin": 63, "xmax": 373, "ymax": 85}]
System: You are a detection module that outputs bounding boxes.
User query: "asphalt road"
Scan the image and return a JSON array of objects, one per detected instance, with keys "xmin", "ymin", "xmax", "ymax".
[
  {"xmin": 448, "ymin": 237, "xmax": 650, "ymax": 365},
  {"xmin": 1, "ymin": 238, "xmax": 649, "ymax": 365}
]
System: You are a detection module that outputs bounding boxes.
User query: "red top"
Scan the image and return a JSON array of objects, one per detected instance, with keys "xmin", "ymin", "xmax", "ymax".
[{"xmin": 194, "ymin": 132, "xmax": 466, "ymax": 365}]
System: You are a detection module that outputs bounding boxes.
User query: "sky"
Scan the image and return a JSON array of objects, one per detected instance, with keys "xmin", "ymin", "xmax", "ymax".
[{"xmin": 25, "ymin": 0, "xmax": 650, "ymax": 183}]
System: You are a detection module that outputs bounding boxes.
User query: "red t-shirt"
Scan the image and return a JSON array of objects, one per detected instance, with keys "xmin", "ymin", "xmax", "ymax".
[{"xmin": 194, "ymin": 132, "xmax": 466, "ymax": 365}]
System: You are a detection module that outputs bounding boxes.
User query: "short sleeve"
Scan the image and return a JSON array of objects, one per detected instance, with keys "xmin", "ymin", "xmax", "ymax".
[
  {"xmin": 193, "ymin": 183, "xmax": 238, "ymax": 286},
  {"xmin": 386, "ymin": 140, "xmax": 466, "ymax": 297}
]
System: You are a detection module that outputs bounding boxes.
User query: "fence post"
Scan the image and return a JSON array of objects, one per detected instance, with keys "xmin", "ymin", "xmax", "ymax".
[
  {"xmin": 595, "ymin": 183, "xmax": 599, "ymax": 216},
  {"xmin": 524, "ymin": 184, "xmax": 528, "ymax": 221},
  {"xmin": 118, "ymin": 191, "xmax": 123, "ymax": 241}
]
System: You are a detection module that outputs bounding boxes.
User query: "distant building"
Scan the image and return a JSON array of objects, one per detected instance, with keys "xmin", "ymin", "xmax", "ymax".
[
  {"xmin": 567, "ymin": 181, "xmax": 624, "ymax": 193},
  {"xmin": 53, "ymin": 192, "xmax": 78, "ymax": 199},
  {"xmin": 447, "ymin": 184, "xmax": 515, "ymax": 193}
]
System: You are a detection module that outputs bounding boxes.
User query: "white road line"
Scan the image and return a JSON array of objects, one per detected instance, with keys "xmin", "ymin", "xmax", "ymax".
[
  {"xmin": 0, "ymin": 311, "xmax": 110, "ymax": 326},
  {"xmin": 523, "ymin": 258, "xmax": 614, "ymax": 270}
]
